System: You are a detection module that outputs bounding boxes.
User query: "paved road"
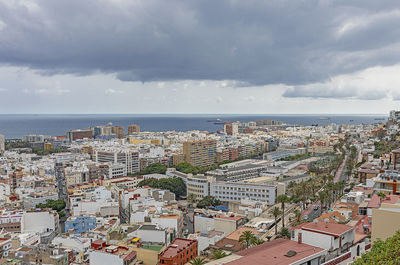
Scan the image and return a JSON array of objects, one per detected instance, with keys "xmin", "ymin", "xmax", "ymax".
[{"xmin": 302, "ymin": 154, "xmax": 348, "ymax": 221}]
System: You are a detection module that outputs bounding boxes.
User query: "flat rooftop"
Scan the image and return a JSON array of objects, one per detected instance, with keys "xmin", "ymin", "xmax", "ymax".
[
  {"xmin": 159, "ymin": 238, "xmax": 196, "ymax": 258},
  {"xmin": 225, "ymin": 238, "xmax": 325, "ymax": 265}
]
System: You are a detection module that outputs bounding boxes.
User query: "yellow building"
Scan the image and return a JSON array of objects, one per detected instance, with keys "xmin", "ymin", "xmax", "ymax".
[
  {"xmin": 372, "ymin": 196, "xmax": 400, "ymax": 242},
  {"xmin": 44, "ymin": 142, "xmax": 53, "ymax": 151},
  {"xmin": 183, "ymin": 140, "xmax": 217, "ymax": 167},
  {"xmin": 112, "ymin": 126, "xmax": 125, "ymax": 139},
  {"xmin": 172, "ymin": 153, "xmax": 184, "ymax": 166},
  {"xmin": 128, "ymin": 124, "xmax": 140, "ymax": 134}
]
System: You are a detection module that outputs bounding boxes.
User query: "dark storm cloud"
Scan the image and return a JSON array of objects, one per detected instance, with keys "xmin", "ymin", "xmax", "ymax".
[{"xmin": 1, "ymin": 0, "xmax": 400, "ymax": 88}]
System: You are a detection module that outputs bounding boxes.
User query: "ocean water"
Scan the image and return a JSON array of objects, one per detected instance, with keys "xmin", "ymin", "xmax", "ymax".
[{"xmin": 0, "ymin": 114, "xmax": 387, "ymax": 139}]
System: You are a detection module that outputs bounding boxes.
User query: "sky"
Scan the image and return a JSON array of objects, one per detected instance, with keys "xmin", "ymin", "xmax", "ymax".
[{"xmin": 0, "ymin": 0, "xmax": 400, "ymax": 114}]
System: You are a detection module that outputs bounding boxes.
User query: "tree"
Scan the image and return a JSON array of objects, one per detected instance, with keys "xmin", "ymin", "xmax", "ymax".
[
  {"xmin": 196, "ymin": 196, "xmax": 221, "ymax": 209},
  {"xmin": 36, "ymin": 200, "xmax": 66, "ymax": 212},
  {"xmin": 190, "ymin": 257, "xmax": 207, "ymax": 265},
  {"xmin": 317, "ymin": 191, "xmax": 327, "ymax": 211},
  {"xmin": 270, "ymin": 207, "xmax": 282, "ymax": 235},
  {"xmin": 211, "ymin": 250, "xmax": 227, "ymax": 260},
  {"xmin": 378, "ymin": 192, "xmax": 386, "ymax": 201},
  {"xmin": 293, "ymin": 209, "xmax": 302, "ymax": 225},
  {"xmin": 137, "ymin": 177, "xmax": 186, "ymax": 198},
  {"xmin": 139, "ymin": 163, "xmax": 167, "ymax": 175},
  {"xmin": 276, "ymin": 227, "xmax": 291, "ymax": 239},
  {"xmin": 239, "ymin": 231, "xmax": 256, "ymax": 248},
  {"xmin": 252, "ymin": 238, "xmax": 265, "ymax": 245},
  {"xmin": 277, "ymin": 194, "xmax": 290, "ymax": 228},
  {"xmin": 354, "ymin": 230, "xmax": 400, "ymax": 264},
  {"xmin": 187, "ymin": 193, "xmax": 196, "ymax": 203}
]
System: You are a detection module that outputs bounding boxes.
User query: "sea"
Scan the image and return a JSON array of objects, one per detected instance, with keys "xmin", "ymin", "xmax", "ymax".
[{"xmin": 0, "ymin": 114, "xmax": 388, "ymax": 139}]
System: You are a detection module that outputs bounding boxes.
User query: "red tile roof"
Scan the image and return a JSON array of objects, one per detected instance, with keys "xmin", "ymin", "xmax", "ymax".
[{"xmin": 226, "ymin": 239, "xmax": 325, "ymax": 265}]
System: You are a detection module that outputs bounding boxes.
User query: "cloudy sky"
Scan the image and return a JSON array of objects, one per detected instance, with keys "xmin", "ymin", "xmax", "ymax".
[{"xmin": 0, "ymin": 0, "xmax": 400, "ymax": 114}]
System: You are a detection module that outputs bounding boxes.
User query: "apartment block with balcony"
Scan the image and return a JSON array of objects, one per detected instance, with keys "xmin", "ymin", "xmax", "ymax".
[{"xmin": 183, "ymin": 140, "xmax": 217, "ymax": 167}]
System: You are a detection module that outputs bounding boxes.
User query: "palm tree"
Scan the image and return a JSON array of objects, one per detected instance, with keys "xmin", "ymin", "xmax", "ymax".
[
  {"xmin": 211, "ymin": 250, "xmax": 227, "ymax": 260},
  {"xmin": 190, "ymin": 257, "xmax": 207, "ymax": 265},
  {"xmin": 293, "ymin": 209, "xmax": 302, "ymax": 225},
  {"xmin": 211, "ymin": 249, "xmax": 227, "ymax": 259},
  {"xmin": 239, "ymin": 231, "xmax": 256, "ymax": 248},
  {"xmin": 277, "ymin": 194, "xmax": 290, "ymax": 228},
  {"xmin": 276, "ymin": 227, "xmax": 291, "ymax": 239},
  {"xmin": 252, "ymin": 238, "xmax": 265, "ymax": 245},
  {"xmin": 270, "ymin": 206, "xmax": 282, "ymax": 235},
  {"xmin": 317, "ymin": 191, "xmax": 327, "ymax": 211}
]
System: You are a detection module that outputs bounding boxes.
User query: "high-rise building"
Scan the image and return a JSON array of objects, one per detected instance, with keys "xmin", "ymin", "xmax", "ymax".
[
  {"xmin": 67, "ymin": 129, "xmax": 93, "ymax": 142},
  {"xmin": 127, "ymin": 124, "xmax": 140, "ymax": 135},
  {"xmin": 0, "ymin": 134, "xmax": 4, "ymax": 154},
  {"xmin": 223, "ymin": 122, "xmax": 239, "ymax": 136},
  {"xmin": 183, "ymin": 140, "xmax": 217, "ymax": 167},
  {"xmin": 94, "ymin": 149, "xmax": 139, "ymax": 174},
  {"xmin": 112, "ymin": 126, "xmax": 125, "ymax": 139}
]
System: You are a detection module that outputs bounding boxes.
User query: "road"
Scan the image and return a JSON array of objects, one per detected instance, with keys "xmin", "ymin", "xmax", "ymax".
[{"xmin": 302, "ymin": 154, "xmax": 348, "ymax": 221}]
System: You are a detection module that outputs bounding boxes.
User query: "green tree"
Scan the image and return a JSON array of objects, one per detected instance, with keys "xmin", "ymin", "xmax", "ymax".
[
  {"xmin": 211, "ymin": 250, "xmax": 227, "ymax": 260},
  {"xmin": 293, "ymin": 209, "xmax": 302, "ymax": 225},
  {"xmin": 277, "ymin": 194, "xmax": 290, "ymax": 228},
  {"xmin": 276, "ymin": 227, "xmax": 291, "ymax": 239},
  {"xmin": 196, "ymin": 196, "xmax": 221, "ymax": 209},
  {"xmin": 140, "ymin": 163, "xmax": 167, "ymax": 175},
  {"xmin": 378, "ymin": 192, "xmax": 386, "ymax": 201},
  {"xmin": 190, "ymin": 257, "xmax": 207, "ymax": 265},
  {"xmin": 239, "ymin": 231, "xmax": 256, "ymax": 248},
  {"xmin": 187, "ymin": 193, "xmax": 196, "ymax": 203},
  {"xmin": 270, "ymin": 207, "xmax": 282, "ymax": 235},
  {"xmin": 137, "ymin": 177, "xmax": 186, "ymax": 198}
]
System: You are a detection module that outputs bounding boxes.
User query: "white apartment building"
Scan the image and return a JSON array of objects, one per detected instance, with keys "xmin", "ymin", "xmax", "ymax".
[
  {"xmin": 211, "ymin": 181, "xmax": 278, "ymax": 205},
  {"xmin": 94, "ymin": 149, "xmax": 139, "ymax": 174},
  {"xmin": 107, "ymin": 163, "xmax": 127, "ymax": 179}
]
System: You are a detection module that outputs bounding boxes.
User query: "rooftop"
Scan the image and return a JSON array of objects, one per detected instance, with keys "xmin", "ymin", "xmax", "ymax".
[
  {"xmin": 292, "ymin": 221, "xmax": 353, "ymax": 237},
  {"xmin": 225, "ymin": 238, "xmax": 326, "ymax": 265},
  {"xmin": 159, "ymin": 238, "xmax": 196, "ymax": 258}
]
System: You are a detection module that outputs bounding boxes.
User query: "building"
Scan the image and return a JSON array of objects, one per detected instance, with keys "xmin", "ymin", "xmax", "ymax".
[
  {"xmin": 158, "ymin": 238, "xmax": 198, "ymax": 265},
  {"xmin": 129, "ymin": 224, "xmax": 170, "ymax": 244},
  {"xmin": 206, "ymin": 162, "xmax": 270, "ymax": 182},
  {"xmin": 94, "ymin": 150, "xmax": 140, "ymax": 174},
  {"xmin": 0, "ymin": 209, "xmax": 23, "ymax": 232},
  {"xmin": 371, "ymin": 195, "xmax": 400, "ymax": 242},
  {"xmin": 65, "ymin": 215, "xmax": 97, "ymax": 235},
  {"xmin": 128, "ymin": 124, "xmax": 140, "ymax": 134},
  {"xmin": 0, "ymin": 238, "xmax": 12, "ymax": 258},
  {"xmin": 67, "ymin": 129, "xmax": 93, "ymax": 142},
  {"xmin": 194, "ymin": 210, "xmax": 246, "ymax": 235},
  {"xmin": 183, "ymin": 140, "xmax": 216, "ymax": 167},
  {"xmin": 186, "ymin": 174, "xmax": 212, "ymax": 202},
  {"xmin": 291, "ymin": 220, "xmax": 355, "ymax": 259},
  {"xmin": 210, "ymin": 238, "xmax": 326, "ymax": 265},
  {"xmin": 224, "ymin": 122, "xmax": 239, "ymax": 136},
  {"xmin": 212, "ymin": 181, "xmax": 279, "ymax": 205},
  {"xmin": 372, "ymin": 170, "xmax": 400, "ymax": 195},
  {"xmin": 90, "ymin": 240, "xmax": 137, "ymax": 265},
  {"xmin": 0, "ymin": 134, "xmax": 4, "ymax": 154},
  {"xmin": 112, "ymin": 126, "xmax": 125, "ymax": 139}
]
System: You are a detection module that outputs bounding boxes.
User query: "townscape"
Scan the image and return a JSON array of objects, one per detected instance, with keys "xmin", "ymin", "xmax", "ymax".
[{"xmin": 0, "ymin": 112, "xmax": 399, "ymax": 265}]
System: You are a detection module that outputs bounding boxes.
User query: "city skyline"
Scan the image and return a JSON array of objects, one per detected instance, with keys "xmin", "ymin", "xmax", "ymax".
[{"xmin": 0, "ymin": 1, "xmax": 400, "ymax": 114}]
